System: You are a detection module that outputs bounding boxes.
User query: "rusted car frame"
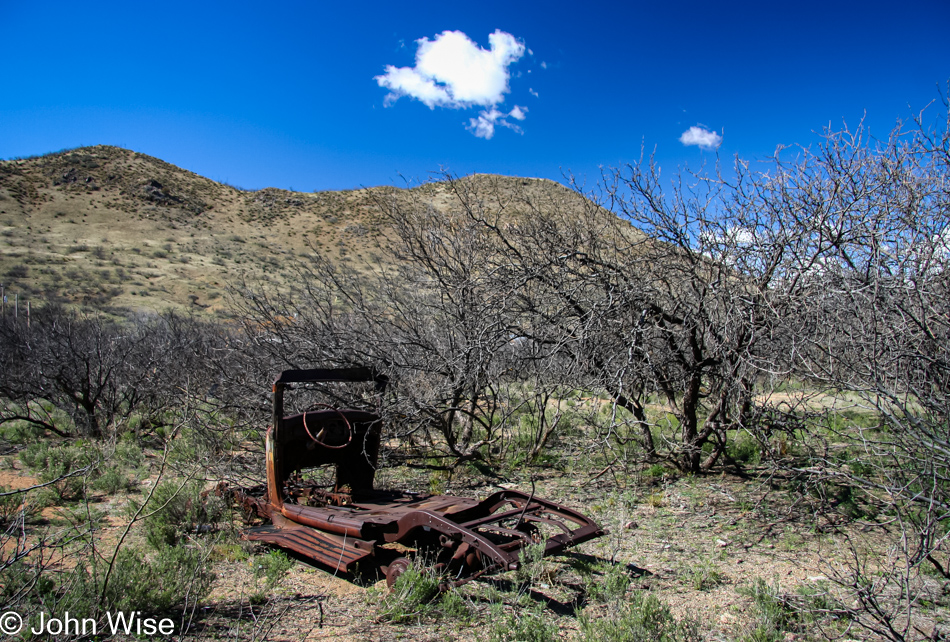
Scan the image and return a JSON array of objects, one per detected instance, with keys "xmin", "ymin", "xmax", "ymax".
[{"xmin": 232, "ymin": 367, "xmax": 603, "ymax": 587}]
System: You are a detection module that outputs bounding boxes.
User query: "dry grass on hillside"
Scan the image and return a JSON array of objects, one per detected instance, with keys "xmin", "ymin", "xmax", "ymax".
[{"xmin": 0, "ymin": 147, "xmax": 605, "ymax": 316}]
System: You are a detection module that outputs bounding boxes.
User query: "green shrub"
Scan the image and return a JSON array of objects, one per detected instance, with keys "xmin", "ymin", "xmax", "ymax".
[
  {"xmin": 19, "ymin": 441, "xmax": 101, "ymax": 500},
  {"xmin": 254, "ymin": 549, "xmax": 293, "ymax": 590},
  {"xmin": 0, "ymin": 558, "xmax": 56, "ymax": 606},
  {"xmin": 0, "ymin": 415, "xmax": 46, "ymax": 443},
  {"xmin": 377, "ymin": 560, "xmax": 441, "ymax": 624},
  {"xmin": 138, "ymin": 480, "xmax": 224, "ymax": 550},
  {"xmin": 728, "ymin": 433, "xmax": 761, "ymax": 465},
  {"xmin": 0, "ymin": 486, "xmax": 27, "ymax": 526},
  {"xmin": 644, "ymin": 463, "xmax": 673, "ymax": 479},
  {"xmin": 737, "ymin": 578, "xmax": 846, "ymax": 641},
  {"xmin": 737, "ymin": 579, "xmax": 795, "ymax": 642},
  {"xmin": 101, "ymin": 546, "xmax": 214, "ymax": 613},
  {"xmin": 578, "ymin": 591, "xmax": 699, "ymax": 642},
  {"xmin": 485, "ymin": 601, "xmax": 557, "ymax": 642},
  {"xmin": 92, "ymin": 467, "xmax": 128, "ymax": 494},
  {"xmin": 436, "ymin": 588, "xmax": 470, "ymax": 622},
  {"xmin": 119, "ymin": 437, "xmax": 143, "ymax": 459},
  {"xmin": 586, "ymin": 562, "xmax": 631, "ymax": 603},
  {"xmin": 168, "ymin": 424, "xmax": 237, "ymax": 463},
  {"xmin": 246, "ymin": 549, "xmax": 294, "ymax": 604},
  {"xmin": 3, "ymin": 542, "xmax": 213, "ymax": 624},
  {"xmin": 514, "ymin": 541, "xmax": 546, "ymax": 587}
]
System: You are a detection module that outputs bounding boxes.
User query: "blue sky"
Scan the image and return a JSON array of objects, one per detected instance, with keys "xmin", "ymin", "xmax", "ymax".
[{"xmin": 1, "ymin": 0, "xmax": 948, "ymax": 192}]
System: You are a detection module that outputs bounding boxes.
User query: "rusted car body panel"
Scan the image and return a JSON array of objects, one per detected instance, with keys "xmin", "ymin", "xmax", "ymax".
[{"xmin": 233, "ymin": 368, "xmax": 603, "ymax": 586}]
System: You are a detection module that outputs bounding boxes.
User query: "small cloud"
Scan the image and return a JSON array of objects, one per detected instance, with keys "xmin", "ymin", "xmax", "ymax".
[
  {"xmin": 529, "ymin": 88, "xmax": 539, "ymax": 98},
  {"xmin": 679, "ymin": 125, "xmax": 722, "ymax": 150},
  {"xmin": 468, "ymin": 109, "xmax": 502, "ymax": 139},
  {"xmin": 467, "ymin": 107, "xmax": 526, "ymax": 139},
  {"xmin": 540, "ymin": 61, "xmax": 548, "ymax": 69},
  {"xmin": 376, "ymin": 30, "xmax": 525, "ymax": 109},
  {"xmin": 376, "ymin": 30, "xmax": 532, "ymax": 138}
]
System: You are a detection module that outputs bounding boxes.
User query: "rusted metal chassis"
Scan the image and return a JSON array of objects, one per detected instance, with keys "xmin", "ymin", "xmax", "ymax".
[
  {"xmin": 243, "ymin": 488, "xmax": 602, "ymax": 580},
  {"xmin": 237, "ymin": 366, "xmax": 603, "ymax": 584}
]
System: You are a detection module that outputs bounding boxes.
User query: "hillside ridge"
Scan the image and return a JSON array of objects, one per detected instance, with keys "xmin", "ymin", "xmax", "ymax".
[{"xmin": 0, "ymin": 146, "xmax": 602, "ymax": 314}]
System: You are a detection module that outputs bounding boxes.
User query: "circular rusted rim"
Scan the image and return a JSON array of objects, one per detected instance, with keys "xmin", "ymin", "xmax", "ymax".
[{"xmin": 385, "ymin": 557, "xmax": 412, "ymax": 590}]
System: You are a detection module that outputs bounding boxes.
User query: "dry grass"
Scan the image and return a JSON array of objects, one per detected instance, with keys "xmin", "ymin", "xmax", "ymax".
[
  {"xmin": 3, "ymin": 439, "xmax": 937, "ymax": 641},
  {"xmin": 0, "ymin": 147, "xmax": 599, "ymax": 315}
]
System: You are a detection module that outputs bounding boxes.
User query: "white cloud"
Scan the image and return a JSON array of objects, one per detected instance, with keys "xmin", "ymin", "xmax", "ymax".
[
  {"xmin": 467, "ymin": 107, "xmax": 526, "ymax": 139},
  {"xmin": 679, "ymin": 125, "xmax": 722, "ymax": 150},
  {"xmin": 376, "ymin": 30, "xmax": 530, "ymax": 138},
  {"xmin": 468, "ymin": 109, "xmax": 503, "ymax": 139},
  {"xmin": 378, "ymin": 66, "xmax": 451, "ymax": 108},
  {"xmin": 529, "ymin": 88, "xmax": 539, "ymax": 98},
  {"xmin": 376, "ymin": 30, "xmax": 525, "ymax": 109}
]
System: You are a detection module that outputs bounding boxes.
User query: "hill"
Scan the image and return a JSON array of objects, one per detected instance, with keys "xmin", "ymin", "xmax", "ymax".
[{"xmin": 0, "ymin": 146, "xmax": 603, "ymax": 315}]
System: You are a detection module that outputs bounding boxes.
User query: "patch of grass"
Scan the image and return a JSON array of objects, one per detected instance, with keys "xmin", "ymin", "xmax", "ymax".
[
  {"xmin": 824, "ymin": 408, "xmax": 880, "ymax": 432},
  {"xmin": 485, "ymin": 600, "xmax": 557, "ymax": 642},
  {"xmin": 248, "ymin": 549, "xmax": 294, "ymax": 603},
  {"xmin": 578, "ymin": 591, "xmax": 700, "ymax": 642},
  {"xmin": 0, "ymin": 486, "xmax": 30, "ymax": 526},
  {"xmin": 0, "ymin": 416, "xmax": 48, "ymax": 444},
  {"xmin": 728, "ymin": 433, "xmax": 761, "ymax": 465},
  {"xmin": 19, "ymin": 440, "xmax": 102, "ymax": 501},
  {"xmin": 779, "ymin": 530, "xmax": 806, "ymax": 551},
  {"xmin": 514, "ymin": 541, "xmax": 547, "ymax": 587},
  {"xmin": 579, "ymin": 561, "xmax": 631, "ymax": 603},
  {"xmin": 736, "ymin": 578, "xmax": 846, "ymax": 641},
  {"xmin": 377, "ymin": 559, "xmax": 441, "ymax": 624},
  {"xmin": 688, "ymin": 558, "xmax": 724, "ymax": 591},
  {"xmin": 134, "ymin": 480, "xmax": 224, "ymax": 550},
  {"xmin": 99, "ymin": 545, "xmax": 214, "ymax": 613},
  {"xmin": 644, "ymin": 463, "xmax": 673, "ymax": 479},
  {"xmin": 254, "ymin": 549, "xmax": 293, "ymax": 589},
  {"xmin": 435, "ymin": 588, "xmax": 471, "ymax": 622},
  {"xmin": 428, "ymin": 468, "xmax": 450, "ymax": 494},
  {"xmin": 92, "ymin": 467, "xmax": 129, "ymax": 494}
]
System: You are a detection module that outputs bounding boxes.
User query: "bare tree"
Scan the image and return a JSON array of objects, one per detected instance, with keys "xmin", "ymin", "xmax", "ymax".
[
  {"xmin": 427, "ymin": 168, "xmax": 811, "ymax": 474},
  {"xmin": 761, "ymin": 106, "xmax": 950, "ymax": 640},
  {"xmin": 234, "ymin": 199, "xmax": 528, "ymax": 465},
  {"xmin": 235, "ymin": 168, "xmax": 815, "ymax": 473},
  {"xmin": 0, "ymin": 307, "xmax": 227, "ymax": 439}
]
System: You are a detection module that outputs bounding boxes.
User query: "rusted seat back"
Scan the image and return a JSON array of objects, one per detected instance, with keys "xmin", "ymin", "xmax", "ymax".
[
  {"xmin": 277, "ymin": 410, "xmax": 382, "ymax": 493},
  {"xmin": 268, "ymin": 368, "xmax": 387, "ymax": 507}
]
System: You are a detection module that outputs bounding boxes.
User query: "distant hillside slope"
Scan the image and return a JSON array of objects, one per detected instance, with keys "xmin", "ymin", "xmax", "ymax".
[{"xmin": 0, "ymin": 146, "xmax": 620, "ymax": 314}]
